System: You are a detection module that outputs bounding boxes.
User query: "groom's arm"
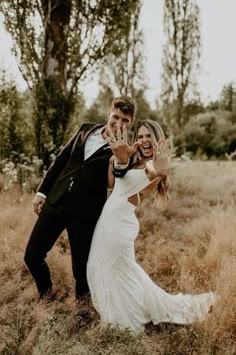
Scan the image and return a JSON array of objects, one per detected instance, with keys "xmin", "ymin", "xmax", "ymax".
[
  {"xmin": 112, "ymin": 158, "xmax": 132, "ymax": 177},
  {"xmin": 37, "ymin": 124, "xmax": 85, "ymax": 196},
  {"xmin": 106, "ymin": 125, "xmax": 139, "ymax": 178},
  {"xmin": 32, "ymin": 126, "xmax": 82, "ymax": 215},
  {"xmin": 107, "ymin": 156, "xmax": 131, "ymax": 195}
]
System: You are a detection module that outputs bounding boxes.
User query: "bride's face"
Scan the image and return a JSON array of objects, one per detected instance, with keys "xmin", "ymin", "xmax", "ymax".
[{"xmin": 136, "ymin": 125, "xmax": 153, "ymax": 159}]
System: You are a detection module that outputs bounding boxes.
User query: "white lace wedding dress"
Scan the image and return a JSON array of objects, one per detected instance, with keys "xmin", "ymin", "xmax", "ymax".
[{"xmin": 87, "ymin": 169, "xmax": 215, "ymax": 333}]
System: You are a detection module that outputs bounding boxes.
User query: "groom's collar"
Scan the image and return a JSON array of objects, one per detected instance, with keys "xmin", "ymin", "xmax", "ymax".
[{"xmin": 92, "ymin": 126, "xmax": 107, "ymax": 140}]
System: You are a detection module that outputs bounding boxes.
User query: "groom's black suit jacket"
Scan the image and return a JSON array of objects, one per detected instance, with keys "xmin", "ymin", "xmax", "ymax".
[{"xmin": 37, "ymin": 122, "xmax": 115, "ymax": 220}]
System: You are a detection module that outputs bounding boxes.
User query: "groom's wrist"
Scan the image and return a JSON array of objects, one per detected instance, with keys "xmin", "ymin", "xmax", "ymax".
[
  {"xmin": 36, "ymin": 192, "xmax": 47, "ymax": 199},
  {"xmin": 113, "ymin": 158, "xmax": 130, "ymax": 170}
]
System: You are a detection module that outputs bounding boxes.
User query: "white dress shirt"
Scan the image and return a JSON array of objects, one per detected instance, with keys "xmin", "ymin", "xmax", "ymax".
[{"xmin": 84, "ymin": 126, "xmax": 107, "ymax": 160}]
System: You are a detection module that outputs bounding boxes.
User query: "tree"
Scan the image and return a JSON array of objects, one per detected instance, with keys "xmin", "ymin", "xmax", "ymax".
[
  {"xmin": 161, "ymin": 0, "xmax": 201, "ymax": 132},
  {"xmin": 175, "ymin": 111, "xmax": 236, "ymax": 158},
  {"xmin": 219, "ymin": 82, "xmax": 236, "ymax": 111},
  {"xmin": 84, "ymin": 85, "xmax": 113, "ymax": 124},
  {"xmin": 1, "ymin": 0, "xmax": 141, "ymax": 164},
  {"xmin": 97, "ymin": 0, "xmax": 145, "ymax": 98},
  {"xmin": 0, "ymin": 70, "xmax": 25, "ymax": 159}
]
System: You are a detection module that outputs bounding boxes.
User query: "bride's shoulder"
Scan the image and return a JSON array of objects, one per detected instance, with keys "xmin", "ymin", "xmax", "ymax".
[{"xmin": 132, "ymin": 159, "xmax": 154, "ymax": 170}]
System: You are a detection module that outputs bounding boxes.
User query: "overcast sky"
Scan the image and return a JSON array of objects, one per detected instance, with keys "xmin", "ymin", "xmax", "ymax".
[{"xmin": 0, "ymin": 0, "xmax": 236, "ymax": 107}]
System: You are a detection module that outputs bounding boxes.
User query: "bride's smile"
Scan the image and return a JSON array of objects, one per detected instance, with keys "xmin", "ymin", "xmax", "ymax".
[{"xmin": 137, "ymin": 125, "xmax": 153, "ymax": 158}]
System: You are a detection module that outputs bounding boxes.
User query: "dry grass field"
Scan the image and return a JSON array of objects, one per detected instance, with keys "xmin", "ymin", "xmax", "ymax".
[{"xmin": 0, "ymin": 160, "xmax": 236, "ymax": 354}]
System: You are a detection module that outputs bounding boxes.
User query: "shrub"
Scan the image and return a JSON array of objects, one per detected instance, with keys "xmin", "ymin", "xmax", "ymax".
[
  {"xmin": 0, "ymin": 154, "xmax": 44, "ymax": 192},
  {"xmin": 175, "ymin": 110, "xmax": 236, "ymax": 158}
]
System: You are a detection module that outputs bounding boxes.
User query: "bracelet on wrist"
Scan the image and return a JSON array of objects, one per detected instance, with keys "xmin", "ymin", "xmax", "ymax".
[{"xmin": 113, "ymin": 158, "xmax": 130, "ymax": 170}]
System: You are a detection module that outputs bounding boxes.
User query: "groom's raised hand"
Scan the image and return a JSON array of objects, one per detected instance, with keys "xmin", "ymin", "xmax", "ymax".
[{"xmin": 105, "ymin": 124, "xmax": 141, "ymax": 164}]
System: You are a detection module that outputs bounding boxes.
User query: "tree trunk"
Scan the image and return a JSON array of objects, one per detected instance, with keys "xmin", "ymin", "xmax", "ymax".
[{"xmin": 35, "ymin": 0, "xmax": 72, "ymax": 165}]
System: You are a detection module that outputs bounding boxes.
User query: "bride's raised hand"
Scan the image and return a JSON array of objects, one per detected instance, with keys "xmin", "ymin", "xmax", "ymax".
[{"xmin": 147, "ymin": 138, "xmax": 170, "ymax": 177}]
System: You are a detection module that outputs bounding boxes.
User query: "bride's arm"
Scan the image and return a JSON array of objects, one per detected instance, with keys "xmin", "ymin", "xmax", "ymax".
[{"xmin": 145, "ymin": 163, "xmax": 163, "ymax": 182}]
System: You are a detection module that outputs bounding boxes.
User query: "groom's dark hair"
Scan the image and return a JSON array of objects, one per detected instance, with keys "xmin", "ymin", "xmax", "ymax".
[{"xmin": 111, "ymin": 96, "xmax": 136, "ymax": 118}]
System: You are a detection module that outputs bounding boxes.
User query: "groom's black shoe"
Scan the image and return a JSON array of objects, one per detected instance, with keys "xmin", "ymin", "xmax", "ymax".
[
  {"xmin": 75, "ymin": 280, "xmax": 90, "ymax": 300},
  {"xmin": 75, "ymin": 292, "xmax": 97, "ymax": 326},
  {"xmin": 76, "ymin": 291, "xmax": 91, "ymax": 305},
  {"xmin": 39, "ymin": 288, "xmax": 57, "ymax": 303}
]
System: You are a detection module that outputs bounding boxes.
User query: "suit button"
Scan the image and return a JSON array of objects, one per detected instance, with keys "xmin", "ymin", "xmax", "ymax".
[{"xmin": 68, "ymin": 180, "xmax": 74, "ymax": 192}]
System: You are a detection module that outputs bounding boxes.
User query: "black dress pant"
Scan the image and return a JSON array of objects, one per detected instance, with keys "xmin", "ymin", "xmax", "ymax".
[{"xmin": 24, "ymin": 195, "xmax": 97, "ymax": 298}]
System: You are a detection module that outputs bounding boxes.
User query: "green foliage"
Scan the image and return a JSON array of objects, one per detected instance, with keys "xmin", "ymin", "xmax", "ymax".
[
  {"xmin": 1, "ymin": 0, "xmax": 142, "ymax": 163},
  {"xmin": 85, "ymin": 86, "xmax": 161, "ymax": 132},
  {"xmin": 133, "ymin": 90, "xmax": 160, "ymax": 123},
  {"xmin": 84, "ymin": 86, "xmax": 113, "ymax": 124},
  {"xmin": 33, "ymin": 79, "xmax": 75, "ymax": 166},
  {"xmin": 0, "ymin": 86, "xmax": 22, "ymax": 158},
  {"xmin": 99, "ymin": 0, "xmax": 145, "ymax": 98},
  {"xmin": 63, "ymin": 94, "xmax": 87, "ymax": 138},
  {"xmin": 219, "ymin": 82, "xmax": 236, "ymax": 111},
  {"xmin": 0, "ymin": 72, "xmax": 34, "ymax": 159},
  {"xmin": 161, "ymin": 0, "xmax": 201, "ymax": 132},
  {"xmin": 0, "ymin": 154, "xmax": 44, "ymax": 192},
  {"xmin": 175, "ymin": 110, "xmax": 236, "ymax": 158}
]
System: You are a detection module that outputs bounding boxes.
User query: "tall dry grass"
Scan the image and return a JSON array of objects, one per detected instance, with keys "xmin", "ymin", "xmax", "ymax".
[{"xmin": 0, "ymin": 161, "xmax": 236, "ymax": 354}]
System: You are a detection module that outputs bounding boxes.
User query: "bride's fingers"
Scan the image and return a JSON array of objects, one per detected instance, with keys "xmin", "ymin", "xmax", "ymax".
[
  {"xmin": 158, "ymin": 138, "xmax": 170, "ymax": 155},
  {"xmin": 157, "ymin": 138, "xmax": 164, "ymax": 152},
  {"xmin": 131, "ymin": 141, "xmax": 141, "ymax": 154},
  {"xmin": 164, "ymin": 138, "xmax": 170, "ymax": 152},
  {"xmin": 157, "ymin": 139, "xmax": 165, "ymax": 153},
  {"xmin": 165, "ymin": 140, "xmax": 173, "ymax": 159},
  {"xmin": 153, "ymin": 145, "xmax": 160, "ymax": 154},
  {"xmin": 153, "ymin": 146, "xmax": 161, "ymax": 161}
]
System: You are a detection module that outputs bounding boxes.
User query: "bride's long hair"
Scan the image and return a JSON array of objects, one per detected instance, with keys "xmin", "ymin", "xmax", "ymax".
[{"xmin": 132, "ymin": 119, "xmax": 170, "ymax": 206}]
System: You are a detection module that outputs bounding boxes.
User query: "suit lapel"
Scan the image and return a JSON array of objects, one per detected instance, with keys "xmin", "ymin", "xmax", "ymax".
[
  {"xmin": 84, "ymin": 142, "xmax": 111, "ymax": 165},
  {"xmin": 72, "ymin": 123, "xmax": 105, "ymax": 163}
]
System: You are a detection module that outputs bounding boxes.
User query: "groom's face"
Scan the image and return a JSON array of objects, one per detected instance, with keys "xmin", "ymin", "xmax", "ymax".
[{"xmin": 107, "ymin": 108, "xmax": 133, "ymax": 137}]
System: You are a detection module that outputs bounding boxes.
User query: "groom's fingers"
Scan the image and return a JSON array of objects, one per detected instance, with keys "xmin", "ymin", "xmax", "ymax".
[
  {"xmin": 105, "ymin": 123, "xmax": 112, "ymax": 138},
  {"xmin": 116, "ymin": 124, "xmax": 122, "ymax": 143},
  {"xmin": 106, "ymin": 123, "xmax": 116, "ymax": 142},
  {"xmin": 106, "ymin": 135, "xmax": 116, "ymax": 147},
  {"xmin": 122, "ymin": 125, "xmax": 128, "ymax": 144}
]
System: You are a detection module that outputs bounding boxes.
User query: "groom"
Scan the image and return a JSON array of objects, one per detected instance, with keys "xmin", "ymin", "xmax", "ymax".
[{"xmin": 24, "ymin": 96, "xmax": 136, "ymax": 300}]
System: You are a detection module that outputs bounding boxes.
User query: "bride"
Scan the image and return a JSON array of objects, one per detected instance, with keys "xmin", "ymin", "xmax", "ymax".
[{"xmin": 87, "ymin": 119, "xmax": 215, "ymax": 333}]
